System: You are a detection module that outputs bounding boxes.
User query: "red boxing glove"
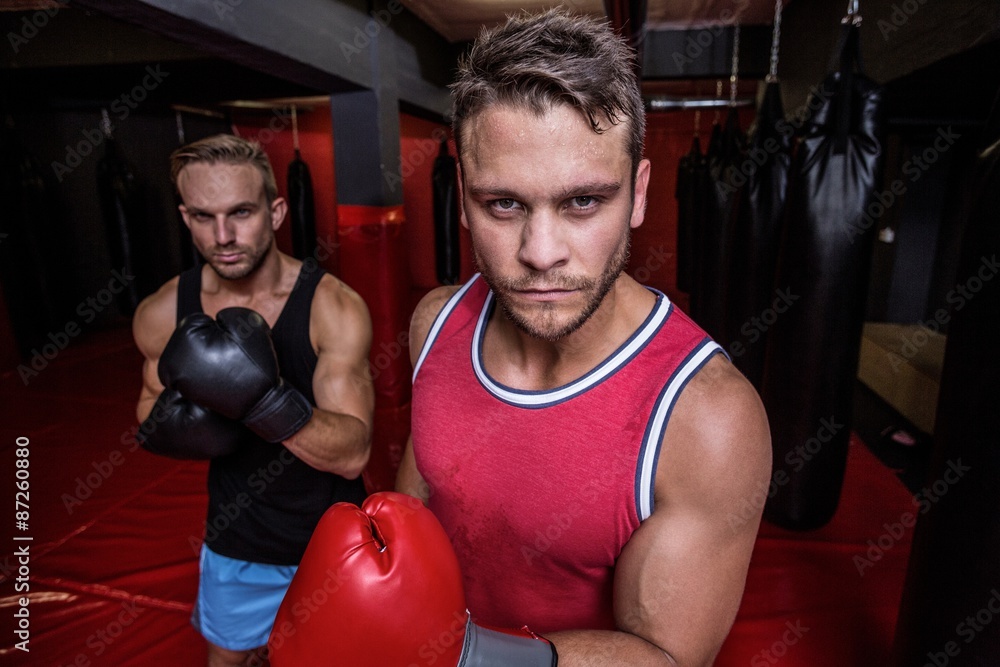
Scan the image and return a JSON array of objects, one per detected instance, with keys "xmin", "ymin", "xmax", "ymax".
[{"xmin": 268, "ymin": 491, "xmax": 556, "ymax": 667}]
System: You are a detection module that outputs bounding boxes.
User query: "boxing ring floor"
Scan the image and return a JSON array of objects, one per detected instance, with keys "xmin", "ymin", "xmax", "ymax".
[{"xmin": 1, "ymin": 325, "xmax": 913, "ymax": 666}]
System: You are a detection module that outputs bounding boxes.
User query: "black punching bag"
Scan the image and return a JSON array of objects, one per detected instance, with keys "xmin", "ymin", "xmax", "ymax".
[
  {"xmin": 891, "ymin": 96, "xmax": 1000, "ymax": 666},
  {"xmin": 1, "ymin": 119, "xmax": 67, "ymax": 357},
  {"xmin": 96, "ymin": 129, "xmax": 148, "ymax": 316},
  {"xmin": 432, "ymin": 139, "xmax": 460, "ymax": 285},
  {"xmin": 761, "ymin": 19, "xmax": 884, "ymax": 530},
  {"xmin": 288, "ymin": 148, "xmax": 317, "ymax": 260},
  {"xmin": 697, "ymin": 107, "xmax": 745, "ymax": 345},
  {"xmin": 689, "ymin": 121, "xmax": 723, "ymax": 323},
  {"xmin": 726, "ymin": 80, "xmax": 792, "ymax": 389},
  {"xmin": 675, "ymin": 135, "xmax": 704, "ymax": 295}
]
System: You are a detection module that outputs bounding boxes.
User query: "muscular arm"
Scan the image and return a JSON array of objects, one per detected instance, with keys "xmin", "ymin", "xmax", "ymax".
[
  {"xmin": 546, "ymin": 356, "xmax": 772, "ymax": 666},
  {"xmin": 132, "ymin": 278, "xmax": 178, "ymax": 423},
  {"xmin": 282, "ymin": 275, "xmax": 374, "ymax": 479},
  {"xmin": 395, "ymin": 286, "xmax": 459, "ymax": 501},
  {"xmin": 397, "ymin": 288, "xmax": 770, "ymax": 665}
]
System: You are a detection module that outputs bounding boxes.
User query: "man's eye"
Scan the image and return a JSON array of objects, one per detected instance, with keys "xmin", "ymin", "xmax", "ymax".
[
  {"xmin": 571, "ymin": 196, "xmax": 597, "ymax": 208},
  {"xmin": 233, "ymin": 209, "xmax": 251, "ymax": 218},
  {"xmin": 494, "ymin": 199, "xmax": 516, "ymax": 209}
]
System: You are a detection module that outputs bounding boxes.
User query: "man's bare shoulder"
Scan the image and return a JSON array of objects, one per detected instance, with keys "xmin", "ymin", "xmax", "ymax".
[
  {"xmin": 132, "ymin": 276, "xmax": 180, "ymax": 360},
  {"xmin": 658, "ymin": 354, "xmax": 772, "ymax": 508},
  {"xmin": 311, "ymin": 273, "xmax": 373, "ymax": 352},
  {"xmin": 409, "ymin": 285, "xmax": 463, "ymax": 364}
]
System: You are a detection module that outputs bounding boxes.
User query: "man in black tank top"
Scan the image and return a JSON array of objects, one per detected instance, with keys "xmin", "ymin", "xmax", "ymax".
[{"xmin": 131, "ymin": 134, "xmax": 374, "ymax": 666}]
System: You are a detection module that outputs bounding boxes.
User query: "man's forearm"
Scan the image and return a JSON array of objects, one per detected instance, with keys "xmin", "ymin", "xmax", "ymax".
[
  {"xmin": 545, "ymin": 630, "xmax": 677, "ymax": 667},
  {"xmin": 283, "ymin": 409, "xmax": 370, "ymax": 478}
]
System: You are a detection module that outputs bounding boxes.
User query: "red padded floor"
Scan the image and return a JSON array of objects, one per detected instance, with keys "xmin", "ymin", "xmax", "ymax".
[{"xmin": 0, "ymin": 327, "xmax": 913, "ymax": 666}]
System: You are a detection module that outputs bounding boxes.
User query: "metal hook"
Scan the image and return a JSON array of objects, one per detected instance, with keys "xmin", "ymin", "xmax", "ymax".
[{"xmin": 843, "ymin": 0, "xmax": 862, "ymax": 25}]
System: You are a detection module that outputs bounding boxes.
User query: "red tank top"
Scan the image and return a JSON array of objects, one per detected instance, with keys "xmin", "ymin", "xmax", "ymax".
[{"xmin": 411, "ymin": 275, "xmax": 722, "ymax": 633}]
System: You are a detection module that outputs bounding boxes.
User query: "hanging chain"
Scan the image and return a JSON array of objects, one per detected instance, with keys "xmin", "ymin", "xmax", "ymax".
[
  {"xmin": 175, "ymin": 110, "xmax": 186, "ymax": 145},
  {"xmin": 843, "ymin": 0, "xmax": 862, "ymax": 25},
  {"xmin": 729, "ymin": 22, "xmax": 741, "ymax": 106},
  {"xmin": 768, "ymin": 0, "xmax": 782, "ymax": 82}
]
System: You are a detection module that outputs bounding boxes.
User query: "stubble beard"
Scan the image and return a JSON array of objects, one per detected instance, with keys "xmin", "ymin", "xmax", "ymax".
[
  {"xmin": 478, "ymin": 234, "xmax": 631, "ymax": 342},
  {"xmin": 205, "ymin": 235, "xmax": 273, "ymax": 281}
]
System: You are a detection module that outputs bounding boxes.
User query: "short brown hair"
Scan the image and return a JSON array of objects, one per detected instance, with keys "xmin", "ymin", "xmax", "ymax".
[
  {"xmin": 170, "ymin": 134, "xmax": 278, "ymax": 205},
  {"xmin": 450, "ymin": 8, "xmax": 645, "ymax": 172}
]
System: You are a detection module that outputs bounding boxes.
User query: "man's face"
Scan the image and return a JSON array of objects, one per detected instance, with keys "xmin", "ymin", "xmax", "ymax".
[
  {"xmin": 177, "ymin": 162, "xmax": 284, "ymax": 281},
  {"xmin": 459, "ymin": 103, "xmax": 650, "ymax": 341}
]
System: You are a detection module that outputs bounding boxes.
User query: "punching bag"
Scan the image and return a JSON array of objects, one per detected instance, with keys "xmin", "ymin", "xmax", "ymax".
[
  {"xmin": 696, "ymin": 107, "xmax": 745, "ymax": 345},
  {"xmin": 761, "ymin": 18, "xmax": 884, "ymax": 530},
  {"xmin": 431, "ymin": 139, "xmax": 460, "ymax": 285},
  {"xmin": 891, "ymin": 96, "xmax": 1000, "ymax": 666},
  {"xmin": 689, "ymin": 120, "xmax": 723, "ymax": 323},
  {"xmin": 288, "ymin": 148, "xmax": 317, "ymax": 260},
  {"xmin": 95, "ymin": 125, "xmax": 149, "ymax": 317},
  {"xmin": 725, "ymin": 80, "xmax": 792, "ymax": 389},
  {"xmin": 1, "ymin": 119, "xmax": 67, "ymax": 357},
  {"xmin": 674, "ymin": 134, "xmax": 703, "ymax": 295}
]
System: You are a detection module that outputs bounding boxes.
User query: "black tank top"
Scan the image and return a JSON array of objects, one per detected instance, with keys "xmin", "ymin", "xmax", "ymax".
[{"xmin": 176, "ymin": 263, "xmax": 367, "ymax": 565}]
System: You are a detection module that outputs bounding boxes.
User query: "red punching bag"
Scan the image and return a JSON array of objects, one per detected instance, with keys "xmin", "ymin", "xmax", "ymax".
[{"xmin": 337, "ymin": 205, "xmax": 411, "ymax": 493}]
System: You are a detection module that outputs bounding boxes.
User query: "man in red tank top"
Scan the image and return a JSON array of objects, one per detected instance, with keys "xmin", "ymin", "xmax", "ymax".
[
  {"xmin": 267, "ymin": 8, "xmax": 771, "ymax": 667},
  {"xmin": 396, "ymin": 8, "xmax": 772, "ymax": 666}
]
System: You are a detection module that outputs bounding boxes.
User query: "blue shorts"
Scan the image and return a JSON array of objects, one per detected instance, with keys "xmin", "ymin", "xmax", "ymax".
[{"xmin": 191, "ymin": 546, "xmax": 297, "ymax": 651}]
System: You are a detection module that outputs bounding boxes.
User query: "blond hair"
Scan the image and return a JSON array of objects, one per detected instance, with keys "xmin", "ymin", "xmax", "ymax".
[{"xmin": 170, "ymin": 134, "xmax": 278, "ymax": 205}]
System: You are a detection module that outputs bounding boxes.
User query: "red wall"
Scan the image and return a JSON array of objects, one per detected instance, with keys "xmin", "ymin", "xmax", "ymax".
[
  {"xmin": 232, "ymin": 105, "xmax": 339, "ymax": 273},
  {"xmin": 398, "ymin": 113, "xmax": 475, "ymax": 313},
  {"xmin": 629, "ymin": 107, "xmax": 756, "ymax": 315}
]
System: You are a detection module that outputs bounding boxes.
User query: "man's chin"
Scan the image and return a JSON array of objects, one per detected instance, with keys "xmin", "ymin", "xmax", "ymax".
[
  {"xmin": 208, "ymin": 261, "xmax": 253, "ymax": 281},
  {"xmin": 499, "ymin": 298, "xmax": 592, "ymax": 342}
]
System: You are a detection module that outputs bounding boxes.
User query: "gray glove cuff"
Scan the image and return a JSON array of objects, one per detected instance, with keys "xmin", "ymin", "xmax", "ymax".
[
  {"xmin": 459, "ymin": 617, "xmax": 558, "ymax": 667},
  {"xmin": 243, "ymin": 379, "xmax": 313, "ymax": 443}
]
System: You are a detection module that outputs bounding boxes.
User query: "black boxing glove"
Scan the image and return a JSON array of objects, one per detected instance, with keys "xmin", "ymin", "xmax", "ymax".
[
  {"xmin": 137, "ymin": 388, "xmax": 243, "ymax": 459},
  {"xmin": 158, "ymin": 307, "xmax": 313, "ymax": 443}
]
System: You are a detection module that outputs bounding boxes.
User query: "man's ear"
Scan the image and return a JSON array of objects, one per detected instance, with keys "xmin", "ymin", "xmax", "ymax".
[
  {"xmin": 270, "ymin": 197, "xmax": 288, "ymax": 231},
  {"xmin": 456, "ymin": 160, "xmax": 469, "ymax": 230},
  {"xmin": 178, "ymin": 204, "xmax": 192, "ymax": 230},
  {"xmin": 630, "ymin": 159, "xmax": 652, "ymax": 230}
]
